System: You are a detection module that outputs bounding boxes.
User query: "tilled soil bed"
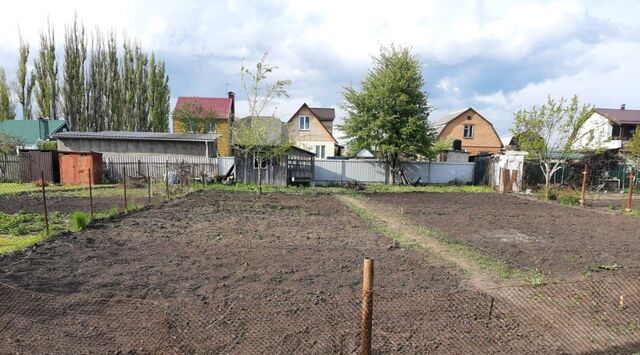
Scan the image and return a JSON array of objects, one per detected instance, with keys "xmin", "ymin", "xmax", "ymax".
[
  {"xmin": 368, "ymin": 192, "xmax": 640, "ymax": 278},
  {"xmin": 0, "ymin": 190, "xmax": 556, "ymax": 353}
]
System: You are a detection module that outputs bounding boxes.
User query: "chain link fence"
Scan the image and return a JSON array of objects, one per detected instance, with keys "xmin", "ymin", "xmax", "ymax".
[{"xmin": 1, "ymin": 269, "xmax": 639, "ymax": 353}]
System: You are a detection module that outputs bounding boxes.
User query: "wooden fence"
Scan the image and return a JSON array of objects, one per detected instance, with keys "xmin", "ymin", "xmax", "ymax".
[
  {"xmin": 101, "ymin": 154, "xmax": 219, "ymax": 182},
  {"xmin": 0, "ymin": 155, "xmax": 20, "ymax": 182}
]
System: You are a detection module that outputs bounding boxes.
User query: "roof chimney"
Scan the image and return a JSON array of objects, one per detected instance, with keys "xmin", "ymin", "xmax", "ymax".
[
  {"xmin": 621, "ymin": 104, "xmax": 626, "ymax": 110},
  {"xmin": 228, "ymin": 91, "xmax": 235, "ymax": 118}
]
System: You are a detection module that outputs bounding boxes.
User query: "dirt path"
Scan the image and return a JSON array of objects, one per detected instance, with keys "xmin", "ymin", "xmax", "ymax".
[{"xmin": 335, "ymin": 194, "xmax": 640, "ymax": 353}]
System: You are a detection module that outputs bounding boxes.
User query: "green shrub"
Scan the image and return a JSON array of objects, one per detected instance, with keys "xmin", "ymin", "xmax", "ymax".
[
  {"xmin": 557, "ymin": 190, "xmax": 580, "ymax": 205},
  {"xmin": 70, "ymin": 211, "xmax": 90, "ymax": 232}
]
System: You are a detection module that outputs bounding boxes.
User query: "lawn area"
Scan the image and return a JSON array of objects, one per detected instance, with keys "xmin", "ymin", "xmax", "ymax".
[{"xmin": 0, "ymin": 183, "xmax": 96, "ymax": 196}]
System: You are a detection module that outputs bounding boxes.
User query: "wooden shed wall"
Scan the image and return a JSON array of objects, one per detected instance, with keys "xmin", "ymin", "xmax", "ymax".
[
  {"xmin": 18, "ymin": 150, "xmax": 60, "ymax": 183},
  {"xmin": 234, "ymin": 152, "xmax": 288, "ymax": 186}
]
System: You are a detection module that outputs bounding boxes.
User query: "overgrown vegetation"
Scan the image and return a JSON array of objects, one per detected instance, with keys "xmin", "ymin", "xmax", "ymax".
[
  {"xmin": 345, "ymin": 201, "xmax": 419, "ymax": 250},
  {"xmin": 69, "ymin": 211, "xmax": 89, "ymax": 231}
]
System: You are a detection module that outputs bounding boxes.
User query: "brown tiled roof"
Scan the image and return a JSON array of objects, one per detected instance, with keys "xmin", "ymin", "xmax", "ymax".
[
  {"xmin": 309, "ymin": 107, "xmax": 335, "ymax": 121},
  {"xmin": 595, "ymin": 108, "xmax": 640, "ymax": 124}
]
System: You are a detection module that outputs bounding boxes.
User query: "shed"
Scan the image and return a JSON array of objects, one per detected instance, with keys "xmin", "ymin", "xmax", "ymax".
[
  {"xmin": 59, "ymin": 151, "xmax": 103, "ymax": 185},
  {"xmin": 18, "ymin": 150, "xmax": 60, "ymax": 183},
  {"xmin": 234, "ymin": 146, "xmax": 315, "ymax": 186}
]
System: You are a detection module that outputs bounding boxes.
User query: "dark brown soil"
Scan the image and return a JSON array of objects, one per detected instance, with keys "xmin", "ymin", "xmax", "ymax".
[
  {"xmin": 0, "ymin": 191, "xmax": 557, "ymax": 353},
  {"xmin": 0, "ymin": 194, "xmax": 156, "ymax": 214},
  {"xmin": 368, "ymin": 192, "xmax": 640, "ymax": 278}
]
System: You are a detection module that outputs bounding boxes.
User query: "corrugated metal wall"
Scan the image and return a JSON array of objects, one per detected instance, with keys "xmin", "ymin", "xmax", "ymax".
[{"xmin": 314, "ymin": 160, "xmax": 474, "ymax": 185}]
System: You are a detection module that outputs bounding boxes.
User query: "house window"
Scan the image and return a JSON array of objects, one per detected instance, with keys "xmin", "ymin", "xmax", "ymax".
[
  {"xmin": 463, "ymin": 125, "xmax": 474, "ymax": 138},
  {"xmin": 612, "ymin": 125, "xmax": 621, "ymax": 139},
  {"xmin": 299, "ymin": 116, "xmax": 310, "ymax": 130},
  {"xmin": 315, "ymin": 145, "xmax": 326, "ymax": 159}
]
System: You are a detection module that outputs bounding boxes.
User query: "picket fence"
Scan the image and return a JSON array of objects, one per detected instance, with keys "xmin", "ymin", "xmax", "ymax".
[
  {"xmin": 102, "ymin": 154, "xmax": 219, "ymax": 182},
  {"xmin": 0, "ymin": 155, "xmax": 19, "ymax": 182}
]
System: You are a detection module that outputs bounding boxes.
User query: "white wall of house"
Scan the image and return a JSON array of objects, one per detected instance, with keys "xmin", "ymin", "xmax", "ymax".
[
  {"xmin": 294, "ymin": 141, "xmax": 335, "ymax": 159},
  {"xmin": 573, "ymin": 112, "xmax": 621, "ymax": 150}
]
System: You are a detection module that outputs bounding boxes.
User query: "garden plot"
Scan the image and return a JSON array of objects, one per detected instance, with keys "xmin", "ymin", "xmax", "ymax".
[
  {"xmin": 0, "ymin": 190, "xmax": 556, "ymax": 353},
  {"xmin": 368, "ymin": 192, "xmax": 640, "ymax": 278}
]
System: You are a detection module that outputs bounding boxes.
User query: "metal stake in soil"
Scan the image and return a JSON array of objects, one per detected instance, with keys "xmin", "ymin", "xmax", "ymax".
[
  {"xmin": 41, "ymin": 170, "xmax": 49, "ymax": 235},
  {"xmin": 165, "ymin": 160, "xmax": 169, "ymax": 198},
  {"xmin": 147, "ymin": 164, "xmax": 151, "ymax": 205},
  {"xmin": 579, "ymin": 163, "xmax": 588, "ymax": 207},
  {"xmin": 360, "ymin": 257, "xmax": 374, "ymax": 355},
  {"xmin": 88, "ymin": 168, "xmax": 94, "ymax": 220},
  {"xmin": 625, "ymin": 167, "xmax": 635, "ymax": 212},
  {"xmin": 123, "ymin": 165, "xmax": 128, "ymax": 212}
]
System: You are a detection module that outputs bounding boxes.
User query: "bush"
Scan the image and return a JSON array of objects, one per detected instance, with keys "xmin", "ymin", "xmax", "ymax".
[
  {"xmin": 557, "ymin": 190, "xmax": 580, "ymax": 205},
  {"xmin": 70, "ymin": 211, "xmax": 90, "ymax": 232}
]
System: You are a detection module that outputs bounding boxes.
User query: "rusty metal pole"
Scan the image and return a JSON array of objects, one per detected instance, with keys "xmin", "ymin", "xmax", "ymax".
[
  {"xmin": 123, "ymin": 164, "xmax": 128, "ymax": 212},
  {"xmin": 41, "ymin": 170, "xmax": 49, "ymax": 235},
  {"xmin": 88, "ymin": 168, "xmax": 94, "ymax": 220},
  {"xmin": 579, "ymin": 163, "xmax": 588, "ymax": 207},
  {"xmin": 360, "ymin": 257, "xmax": 374, "ymax": 355},
  {"xmin": 625, "ymin": 167, "xmax": 635, "ymax": 212},
  {"xmin": 147, "ymin": 164, "xmax": 151, "ymax": 205}
]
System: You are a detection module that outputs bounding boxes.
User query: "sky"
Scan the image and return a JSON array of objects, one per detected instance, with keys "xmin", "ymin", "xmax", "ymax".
[{"xmin": 0, "ymin": 0, "xmax": 639, "ymax": 143}]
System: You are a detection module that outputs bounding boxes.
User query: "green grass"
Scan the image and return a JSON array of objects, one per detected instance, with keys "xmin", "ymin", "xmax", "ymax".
[
  {"xmin": 363, "ymin": 184, "xmax": 494, "ymax": 193},
  {"xmin": 0, "ymin": 233, "xmax": 50, "ymax": 254},
  {"xmin": 0, "ymin": 211, "xmax": 67, "ymax": 236},
  {"xmin": 0, "ymin": 183, "xmax": 93, "ymax": 196},
  {"xmin": 69, "ymin": 211, "xmax": 90, "ymax": 232},
  {"xmin": 344, "ymin": 200, "xmax": 419, "ymax": 250}
]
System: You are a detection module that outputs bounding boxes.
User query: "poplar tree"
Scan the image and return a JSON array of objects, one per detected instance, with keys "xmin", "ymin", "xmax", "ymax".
[
  {"xmin": 148, "ymin": 54, "xmax": 170, "ymax": 132},
  {"xmin": 34, "ymin": 21, "xmax": 59, "ymax": 119},
  {"xmin": 121, "ymin": 40, "xmax": 136, "ymax": 131},
  {"xmin": 15, "ymin": 35, "xmax": 35, "ymax": 120},
  {"xmin": 105, "ymin": 32, "xmax": 122, "ymax": 130},
  {"xmin": 0, "ymin": 68, "xmax": 16, "ymax": 120},
  {"xmin": 133, "ymin": 45, "xmax": 149, "ymax": 131},
  {"xmin": 85, "ymin": 33, "xmax": 108, "ymax": 131},
  {"xmin": 62, "ymin": 14, "xmax": 87, "ymax": 130}
]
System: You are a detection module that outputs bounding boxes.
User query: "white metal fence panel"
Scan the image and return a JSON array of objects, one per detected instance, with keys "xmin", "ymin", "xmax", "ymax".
[
  {"xmin": 218, "ymin": 157, "xmax": 234, "ymax": 176},
  {"xmin": 343, "ymin": 160, "xmax": 387, "ymax": 183},
  {"xmin": 314, "ymin": 160, "xmax": 344, "ymax": 184},
  {"xmin": 426, "ymin": 162, "xmax": 474, "ymax": 184}
]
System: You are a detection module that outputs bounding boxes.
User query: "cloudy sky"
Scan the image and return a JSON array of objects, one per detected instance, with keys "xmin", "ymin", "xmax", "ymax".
[{"xmin": 0, "ymin": 0, "xmax": 639, "ymax": 142}]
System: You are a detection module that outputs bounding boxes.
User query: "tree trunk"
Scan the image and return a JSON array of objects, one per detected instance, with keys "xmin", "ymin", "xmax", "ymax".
[
  {"xmin": 544, "ymin": 165, "xmax": 551, "ymax": 200},
  {"xmin": 257, "ymin": 158, "xmax": 263, "ymax": 195}
]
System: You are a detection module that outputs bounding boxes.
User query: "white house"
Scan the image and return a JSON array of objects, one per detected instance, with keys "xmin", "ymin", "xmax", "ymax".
[{"xmin": 573, "ymin": 105, "xmax": 640, "ymax": 151}]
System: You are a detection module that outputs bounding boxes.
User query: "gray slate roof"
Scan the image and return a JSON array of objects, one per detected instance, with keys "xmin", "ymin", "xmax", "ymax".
[{"xmin": 51, "ymin": 131, "xmax": 219, "ymax": 142}]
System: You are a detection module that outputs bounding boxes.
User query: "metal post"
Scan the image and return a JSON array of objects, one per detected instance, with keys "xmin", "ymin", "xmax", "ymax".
[
  {"xmin": 579, "ymin": 163, "xmax": 588, "ymax": 207},
  {"xmin": 147, "ymin": 164, "xmax": 151, "ymax": 205},
  {"xmin": 625, "ymin": 167, "xmax": 634, "ymax": 212},
  {"xmin": 165, "ymin": 160, "xmax": 169, "ymax": 198},
  {"xmin": 360, "ymin": 257, "xmax": 374, "ymax": 355},
  {"xmin": 88, "ymin": 168, "xmax": 94, "ymax": 220},
  {"xmin": 41, "ymin": 170, "xmax": 49, "ymax": 235},
  {"xmin": 123, "ymin": 164, "xmax": 128, "ymax": 212}
]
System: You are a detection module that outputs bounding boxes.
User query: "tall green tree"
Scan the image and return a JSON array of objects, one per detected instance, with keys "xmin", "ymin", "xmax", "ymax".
[
  {"xmin": 14, "ymin": 35, "xmax": 36, "ymax": 120},
  {"xmin": 105, "ymin": 31, "xmax": 122, "ymax": 130},
  {"xmin": 341, "ymin": 45, "xmax": 434, "ymax": 184},
  {"xmin": 121, "ymin": 40, "xmax": 136, "ymax": 131},
  {"xmin": 133, "ymin": 45, "xmax": 149, "ymax": 131},
  {"xmin": 510, "ymin": 95, "xmax": 593, "ymax": 199},
  {"xmin": 85, "ymin": 33, "xmax": 108, "ymax": 131},
  {"xmin": 147, "ymin": 53, "xmax": 170, "ymax": 132},
  {"xmin": 34, "ymin": 21, "xmax": 59, "ymax": 119},
  {"xmin": 62, "ymin": 14, "xmax": 87, "ymax": 130},
  {"xmin": 0, "ymin": 68, "xmax": 15, "ymax": 120}
]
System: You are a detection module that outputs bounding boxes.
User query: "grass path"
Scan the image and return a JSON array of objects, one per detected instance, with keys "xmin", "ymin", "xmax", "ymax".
[{"xmin": 336, "ymin": 194, "xmax": 638, "ymax": 353}]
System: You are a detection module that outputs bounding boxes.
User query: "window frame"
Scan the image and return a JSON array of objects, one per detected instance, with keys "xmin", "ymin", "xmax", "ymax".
[
  {"xmin": 463, "ymin": 124, "xmax": 474, "ymax": 139},
  {"xmin": 299, "ymin": 116, "xmax": 310, "ymax": 131},
  {"xmin": 315, "ymin": 145, "xmax": 326, "ymax": 159}
]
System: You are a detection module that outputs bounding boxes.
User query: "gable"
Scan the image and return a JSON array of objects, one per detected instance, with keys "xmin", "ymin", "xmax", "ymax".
[
  {"xmin": 287, "ymin": 104, "xmax": 337, "ymax": 144},
  {"xmin": 437, "ymin": 108, "xmax": 502, "ymax": 148},
  {"xmin": 174, "ymin": 97, "xmax": 232, "ymax": 119}
]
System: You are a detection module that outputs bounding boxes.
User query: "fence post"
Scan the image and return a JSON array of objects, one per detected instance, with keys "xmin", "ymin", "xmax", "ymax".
[
  {"xmin": 41, "ymin": 170, "xmax": 49, "ymax": 235},
  {"xmin": 579, "ymin": 163, "xmax": 588, "ymax": 207},
  {"xmin": 88, "ymin": 168, "xmax": 94, "ymax": 220},
  {"xmin": 165, "ymin": 160, "xmax": 169, "ymax": 198},
  {"xmin": 147, "ymin": 164, "xmax": 152, "ymax": 205},
  {"xmin": 625, "ymin": 167, "xmax": 634, "ymax": 212},
  {"xmin": 360, "ymin": 257, "xmax": 374, "ymax": 355},
  {"xmin": 123, "ymin": 164, "xmax": 128, "ymax": 212}
]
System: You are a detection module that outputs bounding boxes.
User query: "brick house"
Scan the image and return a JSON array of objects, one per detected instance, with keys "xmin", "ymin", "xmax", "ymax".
[
  {"xmin": 286, "ymin": 103, "xmax": 343, "ymax": 159},
  {"xmin": 172, "ymin": 92, "xmax": 235, "ymax": 156},
  {"xmin": 433, "ymin": 108, "xmax": 503, "ymax": 156}
]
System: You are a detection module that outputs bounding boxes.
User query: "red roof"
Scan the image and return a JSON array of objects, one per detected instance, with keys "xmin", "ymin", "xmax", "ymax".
[
  {"xmin": 174, "ymin": 97, "xmax": 233, "ymax": 119},
  {"xmin": 595, "ymin": 108, "xmax": 640, "ymax": 124}
]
